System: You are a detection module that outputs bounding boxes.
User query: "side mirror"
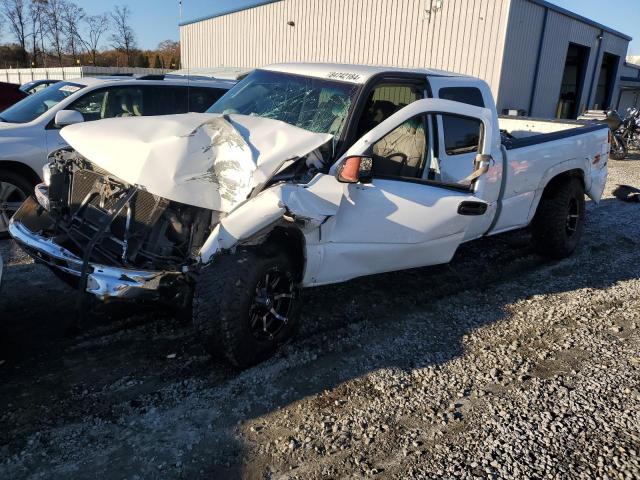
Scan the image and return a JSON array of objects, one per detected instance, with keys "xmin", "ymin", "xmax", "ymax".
[
  {"xmin": 55, "ymin": 110, "xmax": 84, "ymax": 127},
  {"xmin": 336, "ymin": 156, "xmax": 373, "ymax": 184}
]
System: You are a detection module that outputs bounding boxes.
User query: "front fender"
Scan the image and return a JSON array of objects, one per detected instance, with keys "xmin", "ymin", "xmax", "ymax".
[{"xmin": 198, "ymin": 189, "xmax": 286, "ymax": 264}]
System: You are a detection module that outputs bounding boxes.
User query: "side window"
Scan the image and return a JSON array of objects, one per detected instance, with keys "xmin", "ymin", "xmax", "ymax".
[
  {"xmin": 370, "ymin": 115, "xmax": 428, "ymax": 179},
  {"xmin": 68, "ymin": 90, "xmax": 108, "ymax": 121},
  {"xmin": 188, "ymin": 87, "xmax": 226, "ymax": 113},
  {"xmin": 103, "ymin": 87, "xmax": 144, "ymax": 118},
  {"xmin": 441, "ymin": 114, "xmax": 482, "ymax": 156},
  {"xmin": 438, "ymin": 87, "xmax": 485, "ymax": 107},
  {"xmin": 356, "ymin": 83, "xmax": 424, "ymax": 138},
  {"xmin": 145, "ymin": 86, "xmax": 188, "ymax": 115},
  {"xmin": 68, "ymin": 86, "xmax": 145, "ymax": 121}
]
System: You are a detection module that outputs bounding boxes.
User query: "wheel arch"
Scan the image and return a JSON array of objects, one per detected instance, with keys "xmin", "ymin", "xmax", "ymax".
[
  {"xmin": 0, "ymin": 160, "xmax": 41, "ymax": 186},
  {"xmin": 528, "ymin": 167, "xmax": 586, "ymax": 224},
  {"xmin": 259, "ymin": 225, "xmax": 307, "ymax": 283}
]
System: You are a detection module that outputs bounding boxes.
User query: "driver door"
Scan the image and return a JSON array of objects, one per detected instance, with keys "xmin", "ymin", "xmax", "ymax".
[{"xmin": 312, "ymin": 99, "xmax": 496, "ymax": 285}]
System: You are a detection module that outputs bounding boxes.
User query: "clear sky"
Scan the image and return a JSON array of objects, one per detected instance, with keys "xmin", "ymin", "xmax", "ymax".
[{"xmin": 77, "ymin": 0, "xmax": 640, "ymax": 54}]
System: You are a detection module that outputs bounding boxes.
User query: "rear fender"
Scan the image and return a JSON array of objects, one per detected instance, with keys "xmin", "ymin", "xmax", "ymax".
[{"xmin": 527, "ymin": 162, "xmax": 587, "ymax": 223}]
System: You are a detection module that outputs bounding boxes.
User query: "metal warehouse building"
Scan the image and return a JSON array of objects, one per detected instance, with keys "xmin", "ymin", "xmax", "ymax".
[
  {"xmin": 180, "ymin": 0, "xmax": 633, "ymax": 119},
  {"xmin": 619, "ymin": 59, "xmax": 640, "ymax": 111}
]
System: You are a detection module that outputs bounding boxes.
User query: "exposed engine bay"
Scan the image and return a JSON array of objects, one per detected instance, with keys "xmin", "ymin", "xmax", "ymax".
[
  {"xmin": 35, "ymin": 142, "xmax": 330, "ymax": 273},
  {"xmin": 9, "ymin": 113, "xmax": 336, "ymax": 305},
  {"xmin": 41, "ymin": 149, "xmax": 216, "ymax": 271}
]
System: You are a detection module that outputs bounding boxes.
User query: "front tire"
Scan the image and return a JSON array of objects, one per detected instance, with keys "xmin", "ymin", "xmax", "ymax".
[
  {"xmin": 193, "ymin": 249, "xmax": 300, "ymax": 368},
  {"xmin": 0, "ymin": 169, "xmax": 33, "ymax": 237},
  {"xmin": 532, "ymin": 178, "xmax": 585, "ymax": 259}
]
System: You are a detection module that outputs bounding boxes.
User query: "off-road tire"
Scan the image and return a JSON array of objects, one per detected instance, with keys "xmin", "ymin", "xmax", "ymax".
[
  {"xmin": 0, "ymin": 168, "xmax": 34, "ymax": 238},
  {"xmin": 192, "ymin": 249, "xmax": 300, "ymax": 369},
  {"xmin": 532, "ymin": 177, "xmax": 585, "ymax": 259}
]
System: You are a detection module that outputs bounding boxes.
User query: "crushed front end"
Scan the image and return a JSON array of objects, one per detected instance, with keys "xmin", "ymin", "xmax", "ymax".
[{"xmin": 10, "ymin": 149, "xmax": 216, "ymax": 302}]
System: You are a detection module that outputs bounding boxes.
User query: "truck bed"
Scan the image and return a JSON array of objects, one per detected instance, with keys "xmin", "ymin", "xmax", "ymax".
[
  {"xmin": 498, "ymin": 116, "xmax": 607, "ymax": 150},
  {"xmin": 489, "ymin": 116, "xmax": 609, "ymax": 236}
]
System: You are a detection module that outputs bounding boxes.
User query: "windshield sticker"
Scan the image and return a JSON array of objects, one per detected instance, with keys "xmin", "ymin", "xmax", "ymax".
[
  {"xmin": 327, "ymin": 72, "xmax": 362, "ymax": 82},
  {"xmin": 59, "ymin": 85, "xmax": 81, "ymax": 93}
]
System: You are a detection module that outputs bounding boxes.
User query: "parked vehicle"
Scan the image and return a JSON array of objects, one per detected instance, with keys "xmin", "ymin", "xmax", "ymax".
[
  {"xmin": 620, "ymin": 107, "xmax": 640, "ymax": 151},
  {"xmin": 20, "ymin": 79, "xmax": 61, "ymax": 95},
  {"xmin": 10, "ymin": 63, "xmax": 610, "ymax": 367},
  {"xmin": 579, "ymin": 109, "xmax": 628, "ymax": 160},
  {"xmin": 0, "ymin": 75, "xmax": 235, "ymax": 234},
  {"xmin": 605, "ymin": 110, "xmax": 628, "ymax": 160},
  {"xmin": 0, "ymin": 81, "xmax": 28, "ymax": 111}
]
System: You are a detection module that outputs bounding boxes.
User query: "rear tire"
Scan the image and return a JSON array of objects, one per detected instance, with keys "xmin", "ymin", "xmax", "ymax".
[
  {"xmin": 192, "ymin": 249, "xmax": 300, "ymax": 369},
  {"xmin": 532, "ymin": 178, "xmax": 585, "ymax": 259},
  {"xmin": 0, "ymin": 169, "xmax": 33, "ymax": 237}
]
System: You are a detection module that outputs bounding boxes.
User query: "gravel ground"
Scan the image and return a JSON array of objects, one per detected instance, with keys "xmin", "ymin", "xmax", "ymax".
[{"xmin": 0, "ymin": 154, "xmax": 639, "ymax": 479}]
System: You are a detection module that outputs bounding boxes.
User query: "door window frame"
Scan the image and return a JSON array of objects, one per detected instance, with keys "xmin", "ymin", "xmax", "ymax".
[
  {"xmin": 367, "ymin": 112, "xmax": 431, "ymax": 181},
  {"xmin": 339, "ymin": 74, "xmax": 432, "ymax": 161},
  {"xmin": 334, "ymin": 101, "xmax": 491, "ymax": 194}
]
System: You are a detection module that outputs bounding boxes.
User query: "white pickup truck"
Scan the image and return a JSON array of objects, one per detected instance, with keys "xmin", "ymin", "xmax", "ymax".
[{"xmin": 9, "ymin": 63, "xmax": 609, "ymax": 367}]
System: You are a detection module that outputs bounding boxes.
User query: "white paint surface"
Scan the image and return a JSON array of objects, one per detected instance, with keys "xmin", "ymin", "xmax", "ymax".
[{"xmin": 61, "ymin": 113, "xmax": 333, "ymax": 212}]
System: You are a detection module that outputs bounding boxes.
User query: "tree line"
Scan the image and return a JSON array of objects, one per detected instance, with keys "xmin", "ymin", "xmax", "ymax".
[{"xmin": 0, "ymin": 0, "xmax": 180, "ymax": 69}]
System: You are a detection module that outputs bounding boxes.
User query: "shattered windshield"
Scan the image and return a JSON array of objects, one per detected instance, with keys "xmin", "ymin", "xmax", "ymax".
[
  {"xmin": 0, "ymin": 81, "xmax": 84, "ymax": 123},
  {"xmin": 207, "ymin": 70, "xmax": 360, "ymax": 138}
]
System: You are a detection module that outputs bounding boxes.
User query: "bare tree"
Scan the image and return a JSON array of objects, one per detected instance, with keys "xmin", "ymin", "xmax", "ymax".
[
  {"xmin": 1, "ymin": 0, "xmax": 28, "ymax": 65},
  {"xmin": 110, "ymin": 5, "xmax": 136, "ymax": 66},
  {"xmin": 62, "ymin": 1, "xmax": 85, "ymax": 61},
  {"xmin": 29, "ymin": 0, "xmax": 47, "ymax": 66},
  {"xmin": 81, "ymin": 13, "xmax": 109, "ymax": 66},
  {"xmin": 44, "ymin": 0, "xmax": 66, "ymax": 66},
  {"xmin": 158, "ymin": 39, "xmax": 179, "ymax": 65}
]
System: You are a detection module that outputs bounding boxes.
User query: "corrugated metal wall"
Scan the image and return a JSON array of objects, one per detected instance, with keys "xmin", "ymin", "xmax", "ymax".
[
  {"xmin": 498, "ymin": 0, "xmax": 629, "ymax": 117},
  {"xmin": 181, "ymin": 0, "xmax": 512, "ymax": 99},
  {"xmin": 495, "ymin": 0, "xmax": 545, "ymax": 113},
  {"xmin": 181, "ymin": 0, "xmax": 631, "ymax": 118}
]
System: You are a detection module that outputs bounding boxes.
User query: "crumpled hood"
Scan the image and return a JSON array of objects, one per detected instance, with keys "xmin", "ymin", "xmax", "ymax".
[{"xmin": 60, "ymin": 113, "xmax": 333, "ymax": 212}]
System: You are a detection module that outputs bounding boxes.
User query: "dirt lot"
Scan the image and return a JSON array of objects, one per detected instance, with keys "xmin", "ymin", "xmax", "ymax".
[{"xmin": 1, "ymin": 155, "xmax": 639, "ymax": 479}]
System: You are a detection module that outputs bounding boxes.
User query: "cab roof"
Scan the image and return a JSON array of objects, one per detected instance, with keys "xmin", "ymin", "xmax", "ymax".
[
  {"xmin": 262, "ymin": 63, "xmax": 471, "ymax": 84},
  {"xmin": 62, "ymin": 75, "xmax": 237, "ymax": 89}
]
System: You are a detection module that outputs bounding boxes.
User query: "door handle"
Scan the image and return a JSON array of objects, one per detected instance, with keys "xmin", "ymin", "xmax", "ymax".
[{"xmin": 458, "ymin": 201, "xmax": 488, "ymax": 216}]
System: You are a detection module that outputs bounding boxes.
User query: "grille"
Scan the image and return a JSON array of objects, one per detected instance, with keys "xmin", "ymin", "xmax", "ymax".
[
  {"xmin": 68, "ymin": 168, "xmax": 167, "ymax": 238},
  {"xmin": 70, "ymin": 169, "xmax": 104, "ymax": 211},
  {"xmin": 131, "ymin": 190, "xmax": 164, "ymax": 228}
]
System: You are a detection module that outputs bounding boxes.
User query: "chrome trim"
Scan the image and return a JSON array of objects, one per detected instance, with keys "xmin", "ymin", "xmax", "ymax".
[
  {"xmin": 34, "ymin": 183, "xmax": 50, "ymax": 211},
  {"xmin": 9, "ymin": 217, "xmax": 176, "ymax": 300}
]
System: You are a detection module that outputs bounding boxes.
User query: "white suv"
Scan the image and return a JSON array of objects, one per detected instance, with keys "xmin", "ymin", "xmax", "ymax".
[{"xmin": 0, "ymin": 75, "xmax": 235, "ymax": 234}]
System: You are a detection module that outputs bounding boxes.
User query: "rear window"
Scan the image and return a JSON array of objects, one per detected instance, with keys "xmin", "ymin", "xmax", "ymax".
[
  {"xmin": 140, "ymin": 86, "xmax": 227, "ymax": 115},
  {"xmin": 0, "ymin": 81, "xmax": 84, "ymax": 123},
  {"xmin": 438, "ymin": 88, "xmax": 485, "ymax": 156},
  {"xmin": 439, "ymin": 87, "xmax": 485, "ymax": 107}
]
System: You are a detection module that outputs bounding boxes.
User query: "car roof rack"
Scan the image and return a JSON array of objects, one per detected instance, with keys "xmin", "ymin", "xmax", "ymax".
[{"xmin": 137, "ymin": 74, "xmax": 165, "ymax": 81}]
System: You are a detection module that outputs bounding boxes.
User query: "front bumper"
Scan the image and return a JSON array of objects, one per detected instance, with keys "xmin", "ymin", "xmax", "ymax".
[{"xmin": 9, "ymin": 198, "xmax": 181, "ymax": 301}]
